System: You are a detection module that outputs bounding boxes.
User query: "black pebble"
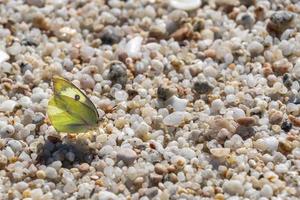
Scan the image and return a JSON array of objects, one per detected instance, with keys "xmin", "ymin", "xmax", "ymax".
[
  {"xmin": 281, "ymin": 121, "xmax": 292, "ymax": 132},
  {"xmin": 193, "ymin": 81, "xmax": 214, "ymax": 94}
]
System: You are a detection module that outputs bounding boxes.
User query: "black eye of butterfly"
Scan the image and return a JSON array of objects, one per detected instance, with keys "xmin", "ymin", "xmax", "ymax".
[{"xmin": 75, "ymin": 94, "xmax": 80, "ymax": 101}]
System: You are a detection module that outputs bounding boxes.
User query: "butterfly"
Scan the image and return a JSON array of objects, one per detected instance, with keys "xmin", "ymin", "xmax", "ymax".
[{"xmin": 47, "ymin": 76, "xmax": 100, "ymax": 133}]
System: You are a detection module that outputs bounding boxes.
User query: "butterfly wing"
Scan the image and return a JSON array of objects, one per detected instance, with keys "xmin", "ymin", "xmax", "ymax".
[
  {"xmin": 47, "ymin": 76, "xmax": 99, "ymax": 133},
  {"xmin": 52, "ymin": 76, "xmax": 99, "ymax": 119}
]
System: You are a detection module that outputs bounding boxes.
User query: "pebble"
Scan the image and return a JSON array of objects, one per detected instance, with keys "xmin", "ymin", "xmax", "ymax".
[
  {"xmin": 63, "ymin": 181, "xmax": 77, "ymax": 193},
  {"xmin": 0, "ymin": 100, "xmax": 17, "ymax": 112},
  {"xmin": 211, "ymin": 99, "xmax": 224, "ymax": 113},
  {"xmin": 254, "ymin": 136, "xmax": 279, "ymax": 152},
  {"xmin": 210, "ymin": 148, "xmax": 230, "ymax": 158},
  {"xmin": 154, "ymin": 163, "xmax": 168, "ymax": 175},
  {"xmin": 157, "ymin": 85, "xmax": 176, "ymax": 101},
  {"xmin": 223, "ymin": 180, "xmax": 244, "ymax": 195},
  {"xmin": 163, "ymin": 111, "xmax": 191, "ymax": 127},
  {"xmin": 108, "ymin": 61, "xmax": 127, "ymax": 87},
  {"xmin": 193, "ymin": 81, "xmax": 214, "ymax": 94},
  {"xmin": 166, "ymin": 96, "xmax": 188, "ymax": 111},
  {"xmin": 0, "ymin": 50, "xmax": 9, "ymax": 63},
  {"xmin": 247, "ymin": 41, "xmax": 264, "ymax": 56},
  {"xmin": 45, "ymin": 167, "xmax": 58, "ymax": 179},
  {"xmin": 169, "ymin": 0, "xmax": 201, "ymax": 11},
  {"xmin": 126, "ymin": 36, "xmax": 143, "ymax": 58},
  {"xmin": 94, "ymin": 191, "xmax": 118, "ymax": 200},
  {"xmin": 236, "ymin": 117, "xmax": 255, "ymax": 126},
  {"xmin": 78, "ymin": 163, "xmax": 90, "ymax": 172},
  {"xmin": 117, "ymin": 148, "xmax": 137, "ymax": 166},
  {"xmin": 36, "ymin": 170, "xmax": 46, "ymax": 179},
  {"xmin": 260, "ymin": 184, "xmax": 273, "ymax": 198}
]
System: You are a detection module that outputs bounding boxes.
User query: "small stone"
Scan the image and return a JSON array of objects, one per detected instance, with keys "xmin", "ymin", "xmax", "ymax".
[
  {"xmin": 210, "ymin": 148, "xmax": 230, "ymax": 158},
  {"xmin": 36, "ymin": 170, "xmax": 46, "ymax": 179},
  {"xmin": 211, "ymin": 99, "xmax": 224, "ymax": 113},
  {"xmin": 145, "ymin": 187, "xmax": 159, "ymax": 199},
  {"xmin": 223, "ymin": 180, "xmax": 244, "ymax": 195},
  {"xmin": 163, "ymin": 111, "xmax": 191, "ymax": 127},
  {"xmin": 150, "ymin": 173, "xmax": 163, "ymax": 185},
  {"xmin": 157, "ymin": 85, "xmax": 176, "ymax": 101},
  {"xmin": 254, "ymin": 136, "xmax": 279, "ymax": 152},
  {"xmin": 15, "ymin": 181, "xmax": 29, "ymax": 192},
  {"xmin": 260, "ymin": 184, "xmax": 273, "ymax": 198},
  {"xmin": 25, "ymin": 0, "xmax": 45, "ymax": 7},
  {"xmin": 269, "ymin": 110, "xmax": 283, "ymax": 124},
  {"xmin": 126, "ymin": 36, "xmax": 143, "ymax": 58},
  {"xmin": 117, "ymin": 148, "xmax": 137, "ymax": 166},
  {"xmin": 169, "ymin": 0, "xmax": 201, "ymax": 11},
  {"xmin": 235, "ymin": 125, "xmax": 255, "ymax": 140},
  {"xmin": 166, "ymin": 96, "xmax": 188, "ymax": 111},
  {"xmin": 31, "ymin": 188, "xmax": 43, "ymax": 200},
  {"xmin": 108, "ymin": 61, "xmax": 127, "ymax": 87},
  {"xmin": 63, "ymin": 181, "xmax": 77, "ymax": 193},
  {"xmin": 45, "ymin": 167, "xmax": 58, "ymax": 179},
  {"xmin": 288, "ymin": 115, "xmax": 300, "ymax": 127},
  {"xmin": 267, "ymin": 11, "xmax": 294, "ymax": 36},
  {"xmin": 193, "ymin": 81, "xmax": 214, "ymax": 94},
  {"xmin": 0, "ymin": 50, "xmax": 9, "ymax": 63},
  {"xmin": 154, "ymin": 163, "xmax": 168, "ymax": 175},
  {"xmin": 80, "ymin": 74, "xmax": 95, "ymax": 89},
  {"xmin": 114, "ymin": 90, "xmax": 128, "ymax": 101},
  {"xmin": 236, "ymin": 117, "xmax": 255, "ymax": 126},
  {"xmin": 78, "ymin": 163, "xmax": 90, "ymax": 172},
  {"xmin": 100, "ymin": 26, "xmax": 122, "ymax": 45},
  {"xmin": 247, "ymin": 41, "xmax": 264, "ymax": 56},
  {"xmin": 0, "ymin": 100, "xmax": 17, "ymax": 112},
  {"xmin": 94, "ymin": 191, "xmax": 118, "ymax": 200},
  {"xmin": 80, "ymin": 45, "xmax": 95, "ymax": 61},
  {"xmin": 275, "ymin": 163, "xmax": 288, "ymax": 174}
]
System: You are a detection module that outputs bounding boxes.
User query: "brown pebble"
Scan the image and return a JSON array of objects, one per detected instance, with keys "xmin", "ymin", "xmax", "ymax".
[
  {"xmin": 235, "ymin": 125, "xmax": 255, "ymax": 140},
  {"xmin": 167, "ymin": 165, "xmax": 176, "ymax": 173},
  {"xmin": 278, "ymin": 140, "xmax": 293, "ymax": 154},
  {"xmin": 170, "ymin": 24, "xmax": 192, "ymax": 41},
  {"xmin": 288, "ymin": 115, "xmax": 300, "ymax": 127},
  {"xmin": 149, "ymin": 173, "xmax": 163, "ymax": 185},
  {"xmin": 78, "ymin": 163, "xmax": 90, "ymax": 172},
  {"xmin": 134, "ymin": 177, "xmax": 144, "ymax": 188},
  {"xmin": 236, "ymin": 117, "xmax": 255, "ymax": 126},
  {"xmin": 168, "ymin": 173, "xmax": 178, "ymax": 183},
  {"xmin": 154, "ymin": 163, "xmax": 168, "ymax": 175},
  {"xmin": 269, "ymin": 110, "xmax": 283, "ymax": 124},
  {"xmin": 204, "ymin": 49, "xmax": 216, "ymax": 58}
]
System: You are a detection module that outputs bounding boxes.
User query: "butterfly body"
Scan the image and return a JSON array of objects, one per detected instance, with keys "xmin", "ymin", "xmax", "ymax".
[{"xmin": 47, "ymin": 76, "xmax": 99, "ymax": 133}]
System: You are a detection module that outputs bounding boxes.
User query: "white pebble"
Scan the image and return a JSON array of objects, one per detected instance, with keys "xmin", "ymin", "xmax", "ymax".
[
  {"xmin": 223, "ymin": 180, "xmax": 244, "ymax": 195},
  {"xmin": 0, "ymin": 100, "xmax": 17, "ymax": 112},
  {"xmin": 169, "ymin": 0, "xmax": 202, "ymax": 11},
  {"xmin": 275, "ymin": 163, "xmax": 288, "ymax": 174},
  {"xmin": 254, "ymin": 136, "xmax": 278, "ymax": 152},
  {"xmin": 0, "ymin": 50, "xmax": 9, "ymax": 63},
  {"xmin": 18, "ymin": 96, "xmax": 32, "ymax": 108},
  {"xmin": 211, "ymin": 99, "xmax": 224, "ymax": 112},
  {"xmin": 45, "ymin": 167, "xmax": 58, "ymax": 179},
  {"xmin": 126, "ymin": 36, "xmax": 143, "ymax": 58},
  {"xmin": 63, "ymin": 181, "xmax": 77, "ymax": 193},
  {"xmin": 31, "ymin": 188, "xmax": 43, "ymax": 200},
  {"xmin": 247, "ymin": 41, "xmax": 264, "ymax": 56},
  {"xmin": 260, "ymin": 184, "xmax": 273, "ymax": 198},
  {"xmin": 163, "ymin": 111, "xmax": 191, "ymax": 127},
  {"xmin": 114, "ymin": 90, "xmax": 128, "ymax": 101},
  {"xmin": 166, "ymin": 96, "xmax": 188, "ymax": 111}
]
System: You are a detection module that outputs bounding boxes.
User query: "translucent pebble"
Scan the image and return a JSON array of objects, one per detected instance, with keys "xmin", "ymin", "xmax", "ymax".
[{"xmin": 126, "ymin": 36, "xmax": 143, "ymax": 58}]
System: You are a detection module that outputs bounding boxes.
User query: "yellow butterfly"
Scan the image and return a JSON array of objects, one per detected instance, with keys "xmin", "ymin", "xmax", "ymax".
[{"xmin": 47, "ymin": 76, "xmax": 99, "ymax": 133}]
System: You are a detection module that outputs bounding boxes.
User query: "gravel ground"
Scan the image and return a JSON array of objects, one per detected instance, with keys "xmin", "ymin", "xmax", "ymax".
[{"xmin": 0, "ymin": 0, "xmax": 300, "ymax": 200}]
